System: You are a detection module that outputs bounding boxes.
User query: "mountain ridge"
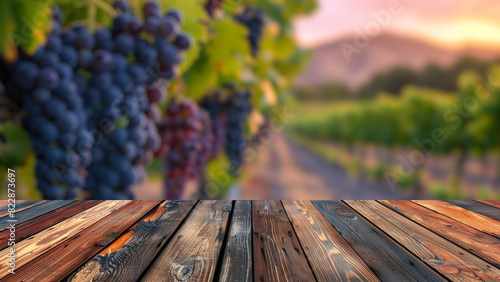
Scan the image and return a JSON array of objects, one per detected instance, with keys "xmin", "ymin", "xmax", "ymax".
[{"xmin": 296, "ymin": 33, "xmax": 500, "ymax": 89}]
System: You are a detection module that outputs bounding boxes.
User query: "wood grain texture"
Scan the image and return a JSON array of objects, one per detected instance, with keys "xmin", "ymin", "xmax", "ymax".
[
  {"xmin": 219, "ymin": 200, "xmax": 252, "ymax": 282},
  {"xmin": 0, "ymin": 200, "xmax": 75, "ymax": 231},
  {"xmin": 0, "ymin": 200, "xmax": 12, "ymax": 209},
  {"xmin": 141, "ymin": 200, "xmax": 232, "ymax": 282},
  {"xmin": 0, "ymin": 200, "xmax": 131, "ymax": 279},
  {"xmin": 3, "ymin": 201, "xmax": 160, "ymax": 282},
  {"xmin": 476, "ymin": 200, "xmax": 500, "ymax": 209},
  {"xmin": 0, "ymin": 200, "xmax": 101, "ymax": 250},
  {"xmin": 252, "ymin": 200, "xmax": 315, "ymax": 282},
  {"xmin": 313, "ymin": 201, "xmax": 444, "ymax": 282},
  {"xmin": 413, "ymin": 200, "xmax": 500, "ymax": 238},
  {"xmin": 345, "ymin": 200, "xmax": 500, "ymax": 281},
  {"xmin": 283, "ymin": 200, "xmax": 379, "ymax": 282},
  {"xmin": 69, "ymin": 200, "xmax": 196, "ymax": 282},
  {"xmin": 446, "ymin": 200, "xmax": 500, "ymax": 222},
  {"xmin": 381, "ymin": 200, "xmax": 500, "ymax": 268},
  {"xmin": 0, "ymin": 200, "xmax": 47, "ymax": 219}
]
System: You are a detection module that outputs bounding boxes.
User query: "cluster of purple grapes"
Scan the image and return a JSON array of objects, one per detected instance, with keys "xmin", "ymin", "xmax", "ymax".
[
  {"xmin": 199, "ymin": 92, "xmax": 227, "ymax": 159},
  {"xmin": 0, "ymin": 1, "xmax": 192, "ymax": 199},
  {"xmin": 157, "ymin": 100, "xmax": 214, "ymax": 199},
  {"xmin": 80, "ymin": 1, "xmax": 191, "ymax": 199},
  {"xmin": 224, "ymin": 89, "xmax": 252, "ymax": 175},
  {"xmin": 1, "ymin": 11, "xmax": 94, "ymax": 199},
  {"xmin": 234, "ymin": 6, "xmax": 265, "ymax": 57},
  {"xmin": 199, "ymin": 87, "xmax": 252, "ymax": 175}
]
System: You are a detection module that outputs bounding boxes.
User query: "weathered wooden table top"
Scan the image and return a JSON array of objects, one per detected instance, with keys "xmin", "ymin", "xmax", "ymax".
[{"xmin": 0, "ymin": 200, "xmax": 499, "ymax": 281}]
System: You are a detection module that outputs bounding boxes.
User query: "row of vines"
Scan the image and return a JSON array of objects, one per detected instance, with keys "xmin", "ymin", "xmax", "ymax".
[{"xmin": 291, "ymin": 70, "xmax": 500, "ymax": 197}]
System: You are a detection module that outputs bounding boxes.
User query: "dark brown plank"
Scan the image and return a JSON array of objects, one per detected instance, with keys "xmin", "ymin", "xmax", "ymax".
[
  {"xmin": 219, "ymin": 200, "xmax": 252, "ymax": 282},
  {"xmin": 141, "ymin": 200, "xmax": 232, "ymax": 281},
  {"xmin": 0, "ymin": 200, "xmax": 75, "ymax": 231},
  {"xmin": 0, "ymin": 200, "xmax": 102, "ymax": 250},
  {"xmin": 345, "ymin": 200, "xmax": 500, "ymax": 281},
  {"xmin": 313, "ymin": 201, "xmax": 444, "ymax": 282},
  {"xmin": 0, "ymin": 200, "xmax": 131, "ymax": 279},
  {"xmin": 0, "ymin": 200, "xmax": 47, "ymax": 219},
  {"xmin": 252, "ymin": 200, "xmax": 316, "ymax": 282},
  {"xmin": 447, "ymin": 200, "xmax": 500, "ymax": 222},
  {"xmin": 4, "ymin": 201, "xmax": 160, "ymax": 282},
  {"xmin": 476, "ymin": 200, "xmax": 500, "ymax": 209},
  {"xmin": 414, "ymin": 200, "xmax": 500, "ymax": 238},
  {"xmin": 283, "ymin": 200, "xmax": 379, "ymax": 281},
  {"xmin": 381, "ymin": 200, "xmax": 500, "ymax": 268},
  {"xmin": 69, "ymin": 200, "xmax": 196, "ymax": 282}
]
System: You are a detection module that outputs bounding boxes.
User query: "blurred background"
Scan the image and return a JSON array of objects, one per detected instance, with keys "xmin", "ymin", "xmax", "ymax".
[
  {"xmin": 280, "ymin": 0, "xmax": 500, "ymax": 200},
  {"xmin": 1, "ymin": 0, "xmax": 500, "ymax": 200}
]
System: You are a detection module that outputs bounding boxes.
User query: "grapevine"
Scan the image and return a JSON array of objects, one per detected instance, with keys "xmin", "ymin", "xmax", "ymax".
[
  {"xmin": 1, "ymin": 12, "xmax": 93, "ymax": 199},
  {"xmin": 158, "ymin": 99, "xmax": 214, "ymax": 199}
]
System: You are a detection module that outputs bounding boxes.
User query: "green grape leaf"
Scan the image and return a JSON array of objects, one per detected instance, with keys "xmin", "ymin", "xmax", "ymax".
[
  {"xmin": 161, "ymin": 0, "xmax": 209, "ymax": 74},
  {"xmin": 0, "ymin": 121, "xmax": 31, "ymax": 168},
  {"xmin": 59, "ymin": 0, "xmax": 116, "ymax": 31},
  {"xmin": 182, "ymin": 46, "xmax": 217, "ymax": 99},
  {"xmin": 0, "ymin": 0, "xmax": 54, "ymax": 61},
  {"xmin": 206, "ymin": 18, "xmax": 249, "ymax": 78}
]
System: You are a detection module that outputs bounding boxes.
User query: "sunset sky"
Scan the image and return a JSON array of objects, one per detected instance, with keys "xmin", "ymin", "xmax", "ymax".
[{"xmin": 294, "ymin": 0, "xmax": 500, "ymax": 48}]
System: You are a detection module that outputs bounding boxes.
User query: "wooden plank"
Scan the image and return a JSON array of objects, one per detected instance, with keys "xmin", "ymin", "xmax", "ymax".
[
  {"xmin": 3, "ymin": 201, "xmax": 159, "ymax": 282},
  {"xmin": 0, "ymin": 200, "xmax": 131, "ymax": 279},
  {"xmin": 381, "ymin": 200, "xmax": 500, "ymax": 268},
  {"xmin": 413, "ymin": 200, "xmax": 500, "ymax": 238},
  {"xmin": 476, "ymin": 200, "xmax": 500, "ymax": 209},
  {"xmin": 447, "ymin": 200, "xmax": 500, "ymax": 222},
  {"xmin": 0, "ymin": 200, "xmax": 101, "ymax": 250},
  {"xmin": 0, "ymin": 200, "xmax": 75, "ymax": 231},
  {"xmin": 345, "ymin": 200, "xmax": 500, "ymax": 281},
  {"xmin": 69, "ymin": 200, "xmax": 196, "ymax": 282},
  {"xmin": 219, "ymin": 200, "xmax": 252, "ymax": 282},
  {"xmin": 283, "ymin": 200, "xmax": 379, "ymax": 281},
  {"xmin": 0, "ymin": 200, "xmax": 14, "ymax": 209},
  {"xmin": 313, "ymin": 201, "xmax": 444, "ymax": 282},
  {"xmin": 0, "ymin": 200, "xmax": 47, "ymax": 219},
  {"xmin": 141, "ymin": 200, "xmax": 232, "ymax": 282},
  {"xmin": 0, "ymin": 200, "xmax": 28, "ymax": 213},
  {"xmin": 252, "ymin": 200, "xmax": 316, "ymax": 282}
]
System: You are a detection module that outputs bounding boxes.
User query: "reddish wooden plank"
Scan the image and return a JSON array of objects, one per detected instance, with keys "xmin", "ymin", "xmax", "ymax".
[
  {"xmin": 283, "ymin": 200, "xmax": 379, "ymax": 281},
  {"xmin": 476, "ymin": 200, "xmax": 500, "ymax": 209},
  {"xmin": 413, "ymin": 200, "xmax": 500, "ymax": 238},
  {"xmin": 346, "ymin": 200, "xmax": 500, "ymax": 281},
  {"xmin": 313, "ymin": 201, "xmax": 444, "ymax": 282},
  {"xmin": 252, "ymin": 200, "xmax": 316, "ymax": 282},
  {"xmin": 0, "ymin": 200, "xmax": 101, "ymax": 250},
  {"xmin": 141, "ymin": 201, "xmax": 232, "ymax": 282},
  {"xmin": 0, "ymin": 200, "xmax": 131, "ymax": 279},
  {"xmin": 3, "ymin": 201, "xmax": 160, "ymax": 282},
  {"xmin": 381, "ymin": 200, "xmax": 500, "ymax": 268},
  {"xmin": 447, "ymin": 200, "xmax": 500, "ymax": 222},
  {"xmin": 69, "ymin": 200, "xmax": 196, "ymax": 281}
]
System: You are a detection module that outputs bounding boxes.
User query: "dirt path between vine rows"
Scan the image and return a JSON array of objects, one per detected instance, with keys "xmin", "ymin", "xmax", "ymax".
[{"xmin": 238, "ymin": 133, "xmax": 424, "ymax": 200}]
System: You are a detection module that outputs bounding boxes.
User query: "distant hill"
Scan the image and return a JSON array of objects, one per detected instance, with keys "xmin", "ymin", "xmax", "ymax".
[{"xmin": 295, "ymin": 33, "xmax": 500, "ymax": 89}]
